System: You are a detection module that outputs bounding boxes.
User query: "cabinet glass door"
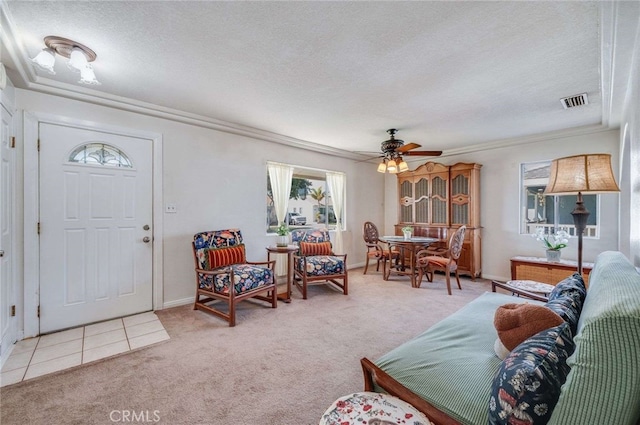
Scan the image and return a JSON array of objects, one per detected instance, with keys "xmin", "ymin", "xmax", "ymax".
[
  {"xmin": 451, "ymin": 173, "xmax": 469, "ymax": 225},
  {"xmin": 431, "ymin": 175, "xmax": 448, "ymax": 224},
  {"xmin": 399, "ymin": 179, "xmax": 413, "ymax": 223},
  {"xmin": 414, "ymin": 177, "xmax": 429, "ymax": 223}
]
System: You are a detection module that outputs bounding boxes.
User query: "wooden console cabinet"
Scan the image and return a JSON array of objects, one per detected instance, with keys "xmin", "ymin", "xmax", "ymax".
[
  {"xmin": 510, "ymin": 256, "xmax": 593, "ymax": 287},
  {"xmin": 395, "ymin": 162, "xmax": 482, "ymax": 279}
]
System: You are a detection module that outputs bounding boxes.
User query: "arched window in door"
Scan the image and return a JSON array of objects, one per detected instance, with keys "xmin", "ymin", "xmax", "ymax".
[{"xmin": 68, "ymin": 142, "xmax": 132, "ymax": 168}]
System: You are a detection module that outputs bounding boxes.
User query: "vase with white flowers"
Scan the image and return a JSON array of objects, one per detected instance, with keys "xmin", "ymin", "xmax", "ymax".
[
  {"xmin": 401, "ymin": 225, "xmax": 413, "ymax": 240},
  {"xmin": 533, "ymin": 228, "xmax": 569, "ymax": 262}
]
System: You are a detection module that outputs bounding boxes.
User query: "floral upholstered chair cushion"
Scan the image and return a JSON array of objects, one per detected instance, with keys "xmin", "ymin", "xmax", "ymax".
[
  {"xmin": 193, "ymin": 229, "xmax": 273, "ymax": 294},
  {"xmin": 488, "ymin": 322, "xmax": 575, "ymax": 425}
]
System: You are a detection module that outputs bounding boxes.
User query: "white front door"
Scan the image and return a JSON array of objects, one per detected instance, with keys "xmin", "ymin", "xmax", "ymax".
[
  {"xmin": 0, "ymin": 103, "xmax": 16, "ymax": 359},
  {"xmin": 39, "ymin": 123, "xmax": 153, "ymax": 333}
]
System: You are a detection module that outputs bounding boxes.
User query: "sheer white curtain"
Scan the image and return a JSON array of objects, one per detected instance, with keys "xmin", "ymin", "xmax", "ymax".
[
  {"xmin": 267, "ymin": 162, "xmax": 294, "ymax": 226},
  {"xmin": 267, "ymin": 162, "xmax": 293, "ymax": 276},
  {"xmin": 326, "ymin": 171, "xmax": 346, "ymax": 254}
]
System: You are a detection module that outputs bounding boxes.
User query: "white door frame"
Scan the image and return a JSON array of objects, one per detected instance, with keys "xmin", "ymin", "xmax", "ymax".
[
  {"xmin": 23, "ymin": 111, "xmax": 163, "ymax": 338},
  {"xmin": 1, "ymin": 97, "xmax": 17, "ymax": 363}
]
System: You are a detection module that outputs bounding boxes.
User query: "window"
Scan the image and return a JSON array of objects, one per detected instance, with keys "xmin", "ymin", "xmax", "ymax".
[
  {"xmin": 266, "ymin": 164, "xmax": 345, "ymax": 233},
  {"xmin": 521, "ymin": 161, "xmax": 598, "ymax": 237},
  {"xmin": 68, "ymin": 143, "xmax": 132, "ymax": 168}
]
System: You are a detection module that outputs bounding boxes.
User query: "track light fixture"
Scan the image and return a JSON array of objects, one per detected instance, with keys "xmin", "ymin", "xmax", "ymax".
[{"xmin": 31, "ymin": 36, "xmax": 100, "ymax": 85}]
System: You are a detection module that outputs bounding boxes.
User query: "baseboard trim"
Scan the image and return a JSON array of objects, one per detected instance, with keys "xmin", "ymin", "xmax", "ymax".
[{"xmin": 162, "ymin": 297, "xmax": 195, "ymax": 309}]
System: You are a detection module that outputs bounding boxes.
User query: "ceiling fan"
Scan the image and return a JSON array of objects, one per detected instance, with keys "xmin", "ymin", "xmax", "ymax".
[{"xmin": 375, "ymin": 129, "xmax": 442, "ymax": 173}]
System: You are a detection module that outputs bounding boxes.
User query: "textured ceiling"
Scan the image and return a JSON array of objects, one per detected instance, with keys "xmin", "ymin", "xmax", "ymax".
[{"xmin": 0, "ymin": 1, "xmax": 627, "ymax": 156}]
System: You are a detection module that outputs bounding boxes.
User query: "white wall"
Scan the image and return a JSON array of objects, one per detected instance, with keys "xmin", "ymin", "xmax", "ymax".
[
  {"xmin": 384, "ymin": 129, "xmax": 621, "ymax": 281},
  {"xmin": 15, "ymin": 89, "xmax": 385, "ymax": 307},
  {"xmin": 619, "ymin": 12, "xmax": 640, "ymax": 266}
]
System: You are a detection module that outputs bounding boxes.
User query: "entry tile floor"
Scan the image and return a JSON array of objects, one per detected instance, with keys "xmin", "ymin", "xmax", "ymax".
[{"xmin": 0, "ymin": 312, "xmax": 169, "ymax": 387}]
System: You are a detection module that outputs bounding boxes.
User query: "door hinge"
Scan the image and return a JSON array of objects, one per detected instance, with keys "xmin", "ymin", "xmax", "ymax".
[
  {"xmin": 37, "ymin": 222, "xmax": 41, "ymax": 234},
  {"xmin": 37, "ymin": 139, "xmax": 40, "ymax": 152},
  {"xmin": 37, "ymin": 305, "xmax": 40, "ymax": 318},
  {"xmin": 10, "ymin": 136, "xmax": 16, "ymax": 148},
  {"xmin": 11, "ymin": 305, "xmax": 15, "ymax": 317}
]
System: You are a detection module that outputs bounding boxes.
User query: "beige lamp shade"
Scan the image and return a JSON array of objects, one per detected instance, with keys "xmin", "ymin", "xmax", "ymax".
[{"xmin": 544, "ymin": 153, "xmax": 620, "ymax": 195}]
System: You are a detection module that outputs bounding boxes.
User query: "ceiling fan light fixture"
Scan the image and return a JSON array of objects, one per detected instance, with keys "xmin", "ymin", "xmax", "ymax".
[
  {"xmin": 387, "ymin": 159, "xmax": 398, "ymax": 173},
  {"xmin": 377, "ymin": 161, "xmax": 387, "ymax": 173},
  {"xmin": 31, "ymin": 48, "xmax": 56, "ymax": 74},
  {"xmin": 398, "ymin": 159, "xmax": 409, "ymax": 172}
]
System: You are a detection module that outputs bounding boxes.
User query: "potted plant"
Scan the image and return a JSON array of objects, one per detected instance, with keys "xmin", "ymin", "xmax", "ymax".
[
  {"xmin": 276, "ymin": 223, "xmax": 290, "ymax": 247},
  {"xmin": 532, "ymin": 228, "xmax": 569, "ymax": 262},
  {"xmin": 401, "ymin": 225, "xmax": 413, "ymax": 240}
]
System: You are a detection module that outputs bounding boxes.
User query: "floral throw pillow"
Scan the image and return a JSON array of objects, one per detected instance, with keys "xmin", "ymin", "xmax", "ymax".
[
  {"xmin": 545, "ymin": 273, "xmax": 587, "ymax": 336},
  {"xmin": 488, "ymin": 322, "xmax": 575, "ymax": 425}
]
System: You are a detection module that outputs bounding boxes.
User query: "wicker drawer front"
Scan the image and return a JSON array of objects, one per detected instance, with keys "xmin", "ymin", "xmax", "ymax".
[{"xmin": 511, "ymin": 257, "xmax": 591, "ymax": 287}]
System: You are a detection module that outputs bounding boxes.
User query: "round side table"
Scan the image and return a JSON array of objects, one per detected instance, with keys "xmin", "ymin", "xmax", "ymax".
[
  {"xmin": 266, "ymin": 245, "xmax": 298, "ymax": 303},
  {"xmin": 319, "ymin": 392, "xmax": 433, "ymax": 425}
]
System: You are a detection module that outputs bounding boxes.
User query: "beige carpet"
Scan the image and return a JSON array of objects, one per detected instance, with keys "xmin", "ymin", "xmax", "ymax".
[{"xmin": 0, "ymin": 269, "xmax": 492, "ymax": 425}]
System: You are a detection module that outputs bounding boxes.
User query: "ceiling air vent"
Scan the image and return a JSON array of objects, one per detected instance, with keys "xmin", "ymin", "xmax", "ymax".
[{"xmin": 560, "ymin": 93, "xmax": 589, "ymax": 109}]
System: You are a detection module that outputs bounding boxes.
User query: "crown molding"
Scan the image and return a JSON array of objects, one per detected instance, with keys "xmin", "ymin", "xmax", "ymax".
[
  {"xmin": 408, "ymin": 124, "xmax": 614, "ymax": 162},
  {"xmin": 26, "ymin": 77, "xmax": 366, "ymax": 159}
]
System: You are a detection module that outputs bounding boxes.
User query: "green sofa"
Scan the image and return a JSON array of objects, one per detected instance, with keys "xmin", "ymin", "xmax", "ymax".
[{"xmin": 361, "ymin": 251, "xmax": 640, "ymax": 425}]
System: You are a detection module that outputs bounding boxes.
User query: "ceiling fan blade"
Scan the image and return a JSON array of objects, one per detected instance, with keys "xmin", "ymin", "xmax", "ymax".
[
  {"xmin": 403, "ymin": 150, "xmax": 443, "ymax": 157},
  {"xmin": 396, "ymin": 142, "xmax": 422, "ymax": 153}
]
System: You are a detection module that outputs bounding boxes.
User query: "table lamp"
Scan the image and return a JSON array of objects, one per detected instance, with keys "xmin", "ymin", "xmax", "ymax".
[{"xmin": 544, "ymin": 153, "xmax": 620, "ymax": 274}]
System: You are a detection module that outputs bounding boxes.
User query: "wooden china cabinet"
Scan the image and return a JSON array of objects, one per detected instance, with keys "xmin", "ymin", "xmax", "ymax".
[{"xmin": 395, "ymin": 162, "xmax": 482, "ymax": 279}]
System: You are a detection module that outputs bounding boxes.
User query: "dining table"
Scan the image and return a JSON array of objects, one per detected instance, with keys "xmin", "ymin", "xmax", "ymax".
[{"xmin": 378, "ymin": 235, "xmax": 439, "ymax": 288}]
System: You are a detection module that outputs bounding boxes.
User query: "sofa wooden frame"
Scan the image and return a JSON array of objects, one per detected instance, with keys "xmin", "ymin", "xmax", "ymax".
[{"xmin": 360, "ymin": 358, "xmax": 460, "ymax": 425}]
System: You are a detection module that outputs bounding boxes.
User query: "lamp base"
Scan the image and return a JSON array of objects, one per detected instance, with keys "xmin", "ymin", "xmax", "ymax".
[{"xmin": 570, "ymin": 192, "xmax": 589, "ymax": 275}]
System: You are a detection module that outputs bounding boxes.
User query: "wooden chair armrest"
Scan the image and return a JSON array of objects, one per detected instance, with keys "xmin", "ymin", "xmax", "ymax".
[
  {"xmin": 246, "ymin": 260, "xmax": 276, "ymax": 270},
  {"xmin": 491, "ymin": 280, "xmax": 549, "ymax": 302}
]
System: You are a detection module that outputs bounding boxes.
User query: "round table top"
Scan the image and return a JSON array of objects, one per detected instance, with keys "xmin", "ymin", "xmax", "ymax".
[
  {"xmin": 319, "ymin": 391, "xmax": 433, "ymax": 425},
  {"xmin": 379, "ymin": 236, "xmax": 438, "ymax": 244},
  {"xmin": 266, "ymin": 244, "xmax": 298, "ymax": 252},
  {"xmin": 506, "ymin": 280, "xmax": 556, "ymax": 295}
]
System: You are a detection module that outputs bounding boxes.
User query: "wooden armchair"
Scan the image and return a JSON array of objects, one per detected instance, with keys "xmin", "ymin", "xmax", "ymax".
[
  {"xmin": 363, "ymin": 221, "xmax": 399, "ymax": 275},
  {"xmin": 415, "ymin": 226, "xmax": 466, "ymax": 295},
  {"xmin": 192, "ymin": 229, "xmax": 277, "ymax": 326},
  {"xmin": 291, "ymin": 229, "xmax": 348, "ymax": 299}
]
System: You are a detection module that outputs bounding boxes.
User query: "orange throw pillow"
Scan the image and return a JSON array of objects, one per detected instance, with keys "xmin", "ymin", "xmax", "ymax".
[
  {"xmin": 207, "ymin": 245, "xmax": 246, "ymax": 269},
  {"xmin": 300, "ymin": 241, "xmax": 332, "ymax": 256}
]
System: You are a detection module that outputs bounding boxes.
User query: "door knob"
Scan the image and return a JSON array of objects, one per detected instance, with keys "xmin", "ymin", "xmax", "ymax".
[
  {"xmin": 143, "ymin": 237, "xmax": 151, "ymax": 243},
  {"xmin": 143, "ymin": 224, "xmax": 150, "ymax": 231}
]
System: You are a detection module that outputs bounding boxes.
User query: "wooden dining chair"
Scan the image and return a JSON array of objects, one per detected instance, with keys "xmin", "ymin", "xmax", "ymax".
[
  {"xmin": 415, "ymin": 226, "xmax": 466, "ymax": 294},
  {"xmin": 363, "ymin": 221, "xmax": 399, "ymax": 275}
]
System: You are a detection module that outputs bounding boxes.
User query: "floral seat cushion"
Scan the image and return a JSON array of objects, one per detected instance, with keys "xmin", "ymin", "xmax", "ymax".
[
  {"xmin": 296, "ymin": 255, "xmax": 345, "ymax": 276},
  {"xmin": 214, "ymin": 264, "xmax": 274, "ymax": 294},
  {"xmin": 320, "ymin": 391, "xmax": 433, "ymax": 425}
]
